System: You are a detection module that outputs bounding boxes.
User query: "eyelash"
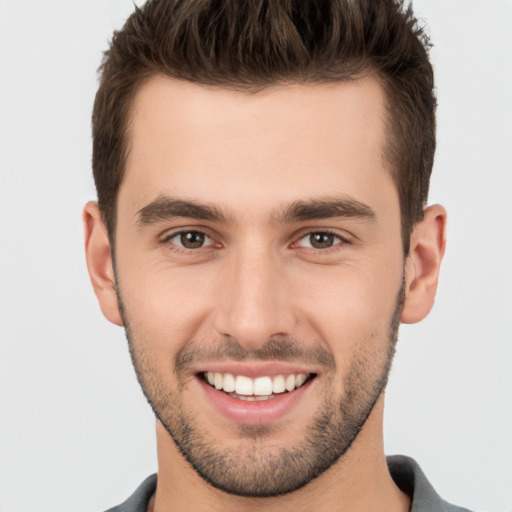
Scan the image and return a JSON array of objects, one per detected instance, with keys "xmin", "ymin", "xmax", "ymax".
[
  {"xmin": 161, "ymin": 230, "xmax": 217, "ymax": 253},
  {"xmin": 160, "ymin": 228, "xmax": 351, "ymax": 254},
  {"xmin": 294, "ymin": 230, "xmax": 350, "ymax": 252}
]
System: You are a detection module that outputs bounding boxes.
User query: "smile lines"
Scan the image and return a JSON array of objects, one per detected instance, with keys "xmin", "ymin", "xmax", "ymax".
[{"xmin": 204, "ymin": 372, "xmax": 312, "ymax": 400}]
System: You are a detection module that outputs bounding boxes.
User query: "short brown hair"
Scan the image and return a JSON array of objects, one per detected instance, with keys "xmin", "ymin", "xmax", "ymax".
[{"xmin": 92, "ymin": 0, "xmax": 436, "ymax": 254}]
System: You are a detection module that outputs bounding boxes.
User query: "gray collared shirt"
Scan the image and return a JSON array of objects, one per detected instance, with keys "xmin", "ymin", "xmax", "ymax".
[{"xmin": 105, "ymin": 455, "xmax": 474, "ymax": 511}]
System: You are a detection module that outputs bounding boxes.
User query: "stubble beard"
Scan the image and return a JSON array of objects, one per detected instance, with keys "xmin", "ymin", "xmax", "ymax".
[{"xmin": 118, "ymin": 282, "xmax": 404, "ymax": 497}]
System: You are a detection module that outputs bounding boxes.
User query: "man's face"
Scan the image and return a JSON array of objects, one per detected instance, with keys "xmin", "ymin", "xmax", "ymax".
[{"xmin": 113, "ymin": 77, "xmax": 405, "ymax": 496}]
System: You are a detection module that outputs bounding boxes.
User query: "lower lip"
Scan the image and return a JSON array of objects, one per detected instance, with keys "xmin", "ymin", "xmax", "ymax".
[{"xmin": 197, "ymin": 376, "xmax": 314, "ymax": 425}]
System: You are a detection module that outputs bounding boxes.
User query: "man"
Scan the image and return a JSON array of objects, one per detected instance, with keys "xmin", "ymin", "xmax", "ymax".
[{"xmin": 83, "ymin": 0, "xmax": 469, "ymax": 510}]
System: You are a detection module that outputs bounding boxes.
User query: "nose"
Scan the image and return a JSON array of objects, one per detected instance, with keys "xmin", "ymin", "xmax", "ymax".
[{"xmin": 212, "ymin": 247, "xmax": 297, "ymax": 350}]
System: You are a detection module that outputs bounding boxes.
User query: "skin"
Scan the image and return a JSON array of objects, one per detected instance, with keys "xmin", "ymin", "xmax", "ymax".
[{"xmin": 84, "ymin": 76, "xmax": 446, "ymax": 512}]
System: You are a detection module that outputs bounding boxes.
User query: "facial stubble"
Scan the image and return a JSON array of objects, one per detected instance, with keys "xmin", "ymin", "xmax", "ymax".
[{"xmin": 118, "ymin": 281, "xmax": 404, "ymax": 497}]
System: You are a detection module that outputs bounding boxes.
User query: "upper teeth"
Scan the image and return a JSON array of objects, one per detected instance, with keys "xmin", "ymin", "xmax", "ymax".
[{"xmin": 205, "ymin": 372, "xmax": 309, "ymax": 396}]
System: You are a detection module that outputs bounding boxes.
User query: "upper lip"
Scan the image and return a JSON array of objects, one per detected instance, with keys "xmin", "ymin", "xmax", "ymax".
[{"xmin": 192, "ymin": 361, "xmax": 319, "ymax": 378}]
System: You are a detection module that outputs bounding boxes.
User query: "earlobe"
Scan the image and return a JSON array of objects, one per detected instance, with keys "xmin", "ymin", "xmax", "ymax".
[
  {"xmin": 401, "ymin": 205, "xmax": 447, "ymax": 324},
  {"xmin": 83, "ymin": 202, "xmax": 123, "ymax": 326}
]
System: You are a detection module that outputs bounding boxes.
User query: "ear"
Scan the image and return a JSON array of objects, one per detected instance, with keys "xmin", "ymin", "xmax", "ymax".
[
  {"xmin": 83, "ymin": 202, "xmax": 123, "ymax": 326},
  {"xmin": 401, "ymin": 204, "xmax": 447, "ymax": 324}
]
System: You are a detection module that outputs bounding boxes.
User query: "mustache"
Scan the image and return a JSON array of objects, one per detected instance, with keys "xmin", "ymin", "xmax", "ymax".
[{"xmin": 175, "ymin": 336, "xmax": 336, "ymax": 374}]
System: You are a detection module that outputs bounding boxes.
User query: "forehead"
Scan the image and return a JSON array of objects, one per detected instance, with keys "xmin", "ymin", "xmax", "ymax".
[{"xmin": 120, "ymin": 75, "xmax": 397, "ymax": 221}]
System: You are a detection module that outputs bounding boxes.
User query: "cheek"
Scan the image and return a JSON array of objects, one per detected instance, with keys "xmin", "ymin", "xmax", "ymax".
[
  {"xmin": 289, "ymin": 259, "xmax": 403, "ymax": 355},
  {"xmin": 116, "ymin": 257, "xmax": 219, "ymax": 355}
]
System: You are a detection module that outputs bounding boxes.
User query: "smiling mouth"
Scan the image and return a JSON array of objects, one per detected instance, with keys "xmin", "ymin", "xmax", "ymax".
[{"xmin": 202, "ymin": 371, "xmax": 315, "ymax": 401}]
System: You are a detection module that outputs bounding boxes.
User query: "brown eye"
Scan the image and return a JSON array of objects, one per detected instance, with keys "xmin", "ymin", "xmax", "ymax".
[
  {"xmin": 167, "ymin": 231, "xmax": 213, "ymax": 249},
  {"xmin": 297, "ymin": 232, "xmax": 343, "ymax": 249},
  {"xmin": 180, "ymin": 231, "xmax": 205, "ymax": 248},
  {"xmin": 310, "ymin": 233, "xmax": 335, "ymax": 248}
]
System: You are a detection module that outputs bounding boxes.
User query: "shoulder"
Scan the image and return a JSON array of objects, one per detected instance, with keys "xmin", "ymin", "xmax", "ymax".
[
  {"xmin": 104, "ymin": 474, "xmax": 157, "ymax": 512},
  {"xmin": 387, "ymin": 455, "xmax": 475, "ymax": 512}
]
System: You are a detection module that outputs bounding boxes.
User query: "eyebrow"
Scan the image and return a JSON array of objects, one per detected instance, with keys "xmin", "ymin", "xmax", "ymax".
[
  {"xmin": 275, "ymin": 198, "xmax": 376, "ymax": 224},
  {"xmin": 136, "ymin": 195, "xmax": 376, "ymax": 227},
  {"xmin": 136, "ymin": 197, "xmax": 231, "ymax": 226}
]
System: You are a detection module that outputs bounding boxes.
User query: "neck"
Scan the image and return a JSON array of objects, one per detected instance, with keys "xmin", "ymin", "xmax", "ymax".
[{"xmin": 149, "ymin": 396, "xmax": 410, "ymax": 512}]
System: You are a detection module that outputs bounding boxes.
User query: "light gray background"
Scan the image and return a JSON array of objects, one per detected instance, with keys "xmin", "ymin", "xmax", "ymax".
[{"xmin": 1, "ymin": 1, "xmax": 511, "ymax": 511}]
